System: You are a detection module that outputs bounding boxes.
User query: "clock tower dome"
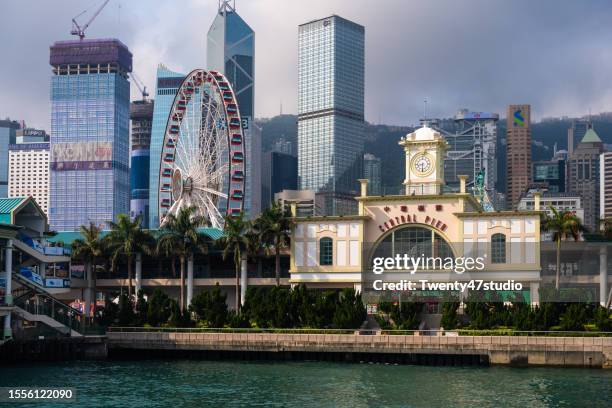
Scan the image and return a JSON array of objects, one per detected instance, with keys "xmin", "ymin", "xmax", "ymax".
[{"xmin": 399, "ymin": 125, "xmax": 448, "ymax": 195}]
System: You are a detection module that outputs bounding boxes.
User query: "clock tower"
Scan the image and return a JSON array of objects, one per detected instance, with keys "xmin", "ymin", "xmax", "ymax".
[{"xmin": 399, "ymin": 125, "xmax": 448, "ymax": 195}]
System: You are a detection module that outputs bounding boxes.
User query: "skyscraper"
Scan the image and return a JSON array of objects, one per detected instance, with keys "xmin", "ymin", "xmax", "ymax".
[
  {"xmin": 298, "ymin": 15, "xmax": 365, "ymax": 215},
  {"xmin": 207, "ymin": 0, "xmax": 261, "ymax": 218},
  {"xmin": 568, "ymin": 128, "xmax": 604, "ymax": 231},
  {"xmin": 148, "ymin": 64, "xmax": 185, "ymax": 228},
  {"xmin": 0, "ymin": 119, "xmax": 19, "ymax": 198},
  {"xmin": 506, "ymin": 104, "xmax": 531, "ymax": 209},
  {"xmin": 363, "ymin": 153, "xmax": 382, "ymax": 196},
  {"xmin": 567, "ymin": 119, "xmax": 590, "ymax": 155},
  {"xmin": 49, "ymin": 39, "xmax": 132, "ymax": 231},
  {"xmin": 261, "ymin": 151, "xmax": 297, "ymax": 209},
  {"xmin": 130, "ymin": 99, "xmax": 154, "ymax": 228}
]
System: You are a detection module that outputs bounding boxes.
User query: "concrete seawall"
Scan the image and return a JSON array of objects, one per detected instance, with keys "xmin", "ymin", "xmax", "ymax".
[{"xmin": 107, "ymin": 332, "xmax": 612, "ymax": 368}]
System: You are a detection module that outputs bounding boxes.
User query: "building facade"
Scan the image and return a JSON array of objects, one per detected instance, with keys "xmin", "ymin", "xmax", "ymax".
[
  {"xmin": 261, "ymin": 151, "xmax": 297, "ymax": 209},
  {"xmin": 363, "ymin": 153, "xmax": 382, "ymax": 196},
  {"xmin": 298, "ymin": 15, "xmax": 365, "ymax": 216},
  {"xmin": 289, "ymin": 126, "xmax": 543, "ymax": 302},
  {"xmin": 148, "ymin": 65, "xmax": 185, "ymax": 228},
  {"xmin": 533, "ymin": 152, "xmax": 566, "ymax": 193},
  {"xmin": 601, "ymin": 152, "xmax": 612, "ymax": 223},
  {"xmin": 207, "ymin": 0, "xmax": 261, "ymax": 218},
  {"xmin": 8, "ymin": 133, "xmax": 50, "ymax": 214},
  {"xmin": 49, "ymin": 39, "xmax": 132, "ymax": 231},
  {"xmin": 506, "ymin": 104, "xmax": 532, "ymax": 209},
  {"xmin": 0, "ymin": 120, "xmax": 20, "ymax": 198},
  {"xmin": 275, "ymin": 189, "xmax": 319, "ymax": 218},
  {"xmin": 567, "ymin": 128, "xmax": 604, "ymax": 232},
  {"xmin": 130, "ymin": 100, "xmax": 154, "ymax": 228},
  {"xmin": 518, "ymin": 190, "xmax": 583, "ymax": 240}
]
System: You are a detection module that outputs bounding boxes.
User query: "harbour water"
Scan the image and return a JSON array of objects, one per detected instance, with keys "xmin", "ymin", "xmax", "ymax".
[{"xmin": 0, "ymin": 360, "xmax": 611, "ymax": 407}]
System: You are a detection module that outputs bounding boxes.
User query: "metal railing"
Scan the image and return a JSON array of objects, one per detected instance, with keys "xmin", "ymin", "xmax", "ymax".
[{"xmin": 15, "ymin": 294, "xmax": 84, "ymax": 334}]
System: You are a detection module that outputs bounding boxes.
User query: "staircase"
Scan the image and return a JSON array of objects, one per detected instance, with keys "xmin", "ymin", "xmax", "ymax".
[{"xmin": 11, "ymin": 273, "xmax": 84, "ymax": 337}]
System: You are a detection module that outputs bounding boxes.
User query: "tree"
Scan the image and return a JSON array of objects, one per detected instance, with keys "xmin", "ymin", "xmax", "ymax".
[
  {"xmin": 217, "ymin": 212, "xmax": 250, "ymax": 310},
  {"xmin": 106, "ymin": 214, "xmax": 153, "ymax": 298},
  {"xmin": 71, "ymin": 222, "xmax": 105, "ymax": 319},
  {"xmin": 332, "ymin": 288, "xmax": 367, "ymax": 329},
  {"xmin": 189, "ymin": 284, "xmax": 228, "ymax": 327},
  {"xmin": 156, "ymin": 206, "xmax": 209, "ymax": 311},
  {"xmin": 258, "ymin": 201, "xmax": 291, "ymax": 286},
  {"xmin": 542, "ymin": 206, "xmax": 585, "ymax": 290}
]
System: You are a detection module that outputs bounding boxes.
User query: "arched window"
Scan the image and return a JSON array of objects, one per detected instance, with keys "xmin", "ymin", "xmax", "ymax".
[
  {"xmin": 491, "ymin": 233, "xmax": 506, "ymax": 263},
  {"xmin": 320, "ymin": 237, "xmax": 333, "ymax": 265},
  {"xmin": 372, "ymin": 226, "xmax": 453, "ymax": 268}
]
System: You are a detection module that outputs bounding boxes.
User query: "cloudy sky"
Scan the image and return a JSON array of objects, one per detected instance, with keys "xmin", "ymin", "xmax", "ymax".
[{"xmin": 1, "ymin": 0, "xmax": 612, "ymax": 129}]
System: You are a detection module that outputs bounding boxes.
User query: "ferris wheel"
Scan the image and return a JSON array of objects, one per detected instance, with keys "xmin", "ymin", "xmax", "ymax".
[{"xmin": 157, "ymin": 69, "xmax": 246, "ymax": 229}]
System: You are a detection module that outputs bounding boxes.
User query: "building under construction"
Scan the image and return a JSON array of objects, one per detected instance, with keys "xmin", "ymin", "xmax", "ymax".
[{"xmin": 422, "ymin": 109, "xmax": 499, "ymax": 208}]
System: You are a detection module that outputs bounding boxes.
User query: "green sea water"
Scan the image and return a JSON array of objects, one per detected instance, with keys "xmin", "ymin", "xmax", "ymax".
[{"xmin": 0, "ymin": 360, "xmax": 610, "ymax": 407}]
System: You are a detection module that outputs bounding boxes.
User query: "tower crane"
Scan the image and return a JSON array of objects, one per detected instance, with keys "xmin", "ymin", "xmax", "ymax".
[
  {"xmin": 71, "ymin": 0, "xmax": 111, "ymax": 40},
  {"xmin": 130, "ymin": 72, "xmax": 149, "ymax": 101}
]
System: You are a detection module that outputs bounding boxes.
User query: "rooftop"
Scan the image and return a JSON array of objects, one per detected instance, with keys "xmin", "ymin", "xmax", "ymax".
[{"xmin": 580, "ymin": 128, "xmax": 602, "ymax": 143}]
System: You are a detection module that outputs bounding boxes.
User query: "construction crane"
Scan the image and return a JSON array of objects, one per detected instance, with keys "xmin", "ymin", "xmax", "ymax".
[
  {"xmin": 71, "ymin": 0, "xmax": 111, "ymax": 40},
  {"xmin": 130, "ymin": 72, "xmax": 149, "ymax": 101}
]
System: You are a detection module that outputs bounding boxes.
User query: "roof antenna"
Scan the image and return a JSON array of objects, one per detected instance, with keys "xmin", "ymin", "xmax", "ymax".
[{"xmin": 423, "ymin": 97, "xmax": 429, "ymax": 127}]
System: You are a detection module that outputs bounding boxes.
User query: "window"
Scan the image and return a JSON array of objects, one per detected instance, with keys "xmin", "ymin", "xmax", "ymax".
[
  {"xmin": 319, "ymin": 237, "xmax": 333, "ymax": 265},
  {"xmin": 492, "ymin": 233, "xmax": 506, "ymax": 264}
]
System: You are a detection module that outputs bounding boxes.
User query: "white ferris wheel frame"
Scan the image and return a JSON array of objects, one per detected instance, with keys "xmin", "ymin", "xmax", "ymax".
[{"xmin": 157, "ymin": 69, "xmax": 246, "ymax": 229}]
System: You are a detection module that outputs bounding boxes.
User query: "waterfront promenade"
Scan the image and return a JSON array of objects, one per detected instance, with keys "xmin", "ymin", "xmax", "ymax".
[{"xmin": 106, "ymin": 329, "xmax": 612, "ymax": 368}]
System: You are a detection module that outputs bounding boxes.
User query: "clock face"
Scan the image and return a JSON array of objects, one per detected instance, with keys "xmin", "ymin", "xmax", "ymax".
[{"xmin": 411, "ymin": 153, "xmax": 434, "ymax": 176}]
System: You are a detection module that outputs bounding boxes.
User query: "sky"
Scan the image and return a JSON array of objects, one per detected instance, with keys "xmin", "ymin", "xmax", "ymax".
[{"xmin": 1, "ymin": 0, "xmax": 612, "ymax": 129}]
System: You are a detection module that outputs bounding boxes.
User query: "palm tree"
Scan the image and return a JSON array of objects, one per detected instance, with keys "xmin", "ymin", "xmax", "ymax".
[
  {"xmin": 258, "ymin": 201, "xmax": 291, "ymax": 286},
  {"xmin": 542, "ymin": 206, "xmax": 585, "ymax": 290},
  {"xmin": 71, "ymin": 222, "xmax": 104, "ymax": 318},
  {"xmin": 217, "ymin": 212, "xmax": 250, "ymax": 310},
  {"xmin": 106, "ymin": 214, "xmax": 153, "ymax": 298},
  {"xmin": 156, "ymin": 206, "xmax": 209, "ymax": 311}
]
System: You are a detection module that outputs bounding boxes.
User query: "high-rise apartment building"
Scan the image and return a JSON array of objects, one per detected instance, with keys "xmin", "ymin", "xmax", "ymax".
[
  {"xmin": 363, "ymin": 153, "xmax": 382, "ymax": 196},
  {"xmin": 0, "ymin": 120, "xmax": 20, "ymax": 198},
  {"xmin": 130, "ymin": 99, "xmax": 154, "ymax": 228},
  {"xmin": 298, "ymin": 15, "xmax": 365, "ymax": 215},
  {"xmin": 506, "ymin": 104, "xmax": 532, "ymax": 209},
  {"xmin": 49, "ymin": 39, "xmax": 132, "ymax": 231},
  {"xmin": 599, "ymin": 151, "xmax": 612, "ymax": 224},
  {"xmin": 207, "ymin": 0, "xmax": 261, "ymax": 218},
  {"xmin": 567, "ymin": 128, "xmax": 604, "ymax": 231},
  {"xmin": 8, "ymin": 129, "xmax": 50, "ymax": 213},
  {"xmin": 148, "ymin": 65, "xmax": 184, "ymax": 228}
]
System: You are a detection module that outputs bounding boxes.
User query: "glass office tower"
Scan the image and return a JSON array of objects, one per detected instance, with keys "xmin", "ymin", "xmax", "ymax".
[
  {"xmin": 148, "ymin": 65, "xmax": 185, "ymax": 228},
  {"xmin": 49, "ymin": 39, "xmax": 132, "ymax": 231},
  {"xmin": 207, "ymin": 0, "xmax": 261, "ymax": 218},
  {"xmin": 298, "ymin": 15, "xmax": 365, "ymax": 215}
]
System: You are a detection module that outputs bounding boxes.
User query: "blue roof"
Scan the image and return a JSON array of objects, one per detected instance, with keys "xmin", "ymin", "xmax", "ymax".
[
  {"xmin": 0, "ymin": 197, "xmax": 26, "ymax": 224},
  {"xmin": 47, "ymin": 227, "xmax": 224, "ymax": 245}
]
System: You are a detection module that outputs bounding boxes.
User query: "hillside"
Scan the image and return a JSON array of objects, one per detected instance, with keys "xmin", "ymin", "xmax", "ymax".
[{"xmin": 257, "ymin": 113, "xmax": 612, "ymax": 194}]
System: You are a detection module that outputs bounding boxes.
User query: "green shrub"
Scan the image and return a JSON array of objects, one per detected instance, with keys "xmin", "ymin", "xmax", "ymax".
[{"xmin": 189, "ymin": 284, "xmax": 228, "ymax": 328}]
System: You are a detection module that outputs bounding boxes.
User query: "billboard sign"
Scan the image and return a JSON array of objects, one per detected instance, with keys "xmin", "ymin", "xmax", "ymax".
[{"xmin": 51, "ymin": 142, "xmax": 112, "ymax": 171}]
